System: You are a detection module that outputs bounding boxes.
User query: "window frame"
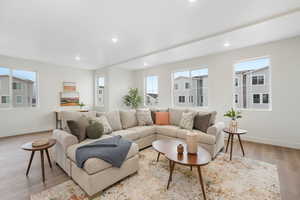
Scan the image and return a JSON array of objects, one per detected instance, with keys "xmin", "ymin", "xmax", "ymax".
[
  {"xmin": 251, "ymin": 74, "xmax": 265, "ymax": 86},
  {"xmin": 0, "ymin": 66, "xmax": 39, "ymax": 109},
  {"xmin": 233, "ymin": 56, "xmax": 272, "ymax": 111},
  {"xmin": 95, "ymin": 75, "xmax": 105, "ymax": 107},
  {"xmin": 0, "ymin": 95, "xmax": 9, "ymax": 104},
  {"xmin": 16, "ymin": 95, "xmax": 23, "ymax": 104},
  {"xmin": 171, "ymin": 66, "xmax": 209, "ymax": 108},
  {"xmin": 144, "ymin": 75, "xmax": 159, "ymax": 106}
]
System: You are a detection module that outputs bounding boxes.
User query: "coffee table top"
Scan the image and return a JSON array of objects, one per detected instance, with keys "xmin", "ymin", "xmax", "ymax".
[
  {"xmin": 22, "ymin": 138, "xmax": 56, "ymax": 151},
  {"xmin": 152, "ymin": 139, "xmax": 211, "ymax": 166},
  {"xmin": 223, "ymin": 128, "xmax": 247, "ymax": 135}
]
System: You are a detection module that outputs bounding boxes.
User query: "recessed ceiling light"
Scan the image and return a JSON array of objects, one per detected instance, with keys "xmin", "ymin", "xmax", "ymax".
[
  {"xmin": 143, "ymin": 62, "xmax": 149, "ymax": 66},
  {"xmin": 112, "ymin": 37, "xmax": 119, "ymax": 43},
  {"xmin": 75, "ymin": 56, "xmax": 81, "ymax": 61},
  {"xmin": 189, "ymin": 0, "xmax": 197, "ymax": 3},
  {"xmin": 224, "ymin": 42, "xmax": 231, "ymax": 47}
]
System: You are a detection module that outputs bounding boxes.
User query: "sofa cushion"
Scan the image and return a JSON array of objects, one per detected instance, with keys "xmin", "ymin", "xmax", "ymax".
[
  {"xmin": 61, "ymin": 111, "xmax": 97, "ymax": 132},
  {"xmin": 67, "ymin": 136, "xmax": 139, "ymax": 175},
  {"xmin": 91, "ymin": 116, "xmax": 112, "ymax": 134},
  {"xmin": 194, "ymin": 112, "xmax": 211, "ymax": 133},
  {"xmin": 193, "ymin": 110, "xmax": 217, "ymax": 126},
  {"xmin": 86, "ymin": 121, "xmax": 104, "ymax": 139},
  {"xmin": 150, "ymin": 108, "xmax": 168, "ymax": 124},
  {"xmin": 127, "ymin": 126, "xmax": 155, "ymax": 138},
  {"xmin": 169, "ymin": 108, "xmax": 187, "ymax": 126},
  {"xmin": 120, "ymin": 110, "xmax": 138, "ymax": 129},
  {"xmin": 105, "ymin": 111, "xmax": 122, "ymax": 131},
  {"xmin": 136, "ymin": 109, "xmax": 153, "ymax": 126},
  {"xmin": 155, "ymin": 112, "xmax": 170, "ymax": 125},
  {"xmin": 179, "ymin": 111, "xmax": 196, "ymax": 130},
  {"xmin": 111, "ymin": 129, "xmax": 140, "ymax": 141},
  {"xmin": 193, "ymin": 129, "xmax": 216, "ymax": 145},
  {"xmin": 155, "ymin": 125, "xmax": 179, "ymax": 137}
]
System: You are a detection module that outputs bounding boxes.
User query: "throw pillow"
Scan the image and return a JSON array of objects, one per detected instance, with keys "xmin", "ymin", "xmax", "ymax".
[
  {"xmin": 194, "ymin": 112, "xmax": 211, "ymax": 132},
  {"xmin": 92, "ymin": 115, "xmax": 113, "ymax": 134},
  {"xmin": 155, "ymin": 112, "xmax": 170, "ymax": 125},
  {"xmin": 66, "ymin": 120, "xmax": 80, "ymax": 140},
  {"xmin": 136, "ymin": 109, "xmax": 153, "ymax": 126},
  {"xmin": 105, "ymin": 111, "xmax": 122, "ymax": 131},
  {"xmin": 169, "ymin": 108, "xmax": 187, "ymax": 126},
  {"xmin": 179, "ymin": 112, "xmax": 196, "ymax": 130},
  {"xmin": 120, "ymin": 110, "xmax": 138, "ymax": 129},
  {"xmin": 86, "ymin": 121, "xmax": 104, "ymax": 139},
  {"xmin": 77, "ymin": 115, "xmax": 90, "ymax": 142}
]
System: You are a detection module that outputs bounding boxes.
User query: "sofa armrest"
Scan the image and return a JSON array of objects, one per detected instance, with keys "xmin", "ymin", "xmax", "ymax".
[
  {"xmin": 207, "ymin": 122, "xmax": 225, "ymax": 138},
  {"xmin": 52, "ymin": 129, "xmax": 78, "ymax": 152}
]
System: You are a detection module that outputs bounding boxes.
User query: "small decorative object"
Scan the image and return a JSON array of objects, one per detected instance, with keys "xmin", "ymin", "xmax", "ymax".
[
  {"xmin": 186, "ymin": 132, "xmax": 198, "ymax": 154},
  {"xmin": 32, "ymin": 139, "xmax": 49, "ymax": 147},
  {"xmin": 79, "ymin": 102, "xmax": 85, "ymax": 109},
  {"xmin": 177, "ymin": 144, "xmax": 184, "ymax": 154},
  {"xmin": 123, "ymin": 88, "xmax": 143, "ymax": 109},
  {"xmin": 224, "ymin": 108, "xmax": 242, "ymax": 132}
]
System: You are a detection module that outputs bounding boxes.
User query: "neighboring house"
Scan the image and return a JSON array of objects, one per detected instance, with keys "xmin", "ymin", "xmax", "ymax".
[
  {"xmin": 0, "ymin": 75, "xmax": 36, "ymax": 108},
  {"xmin": 97, "ymin": 86, "xmax": 104, "ymax": 106},
  {"xmin": 173, "ymin": 75, "xmax": 208, "ymax": 107},
  {"xmin": 146, "ymin": 93, "xmax": 158, "ymax": 106},
  {"xmin": 234, "ymin": 66, "xmax": 270, "ymax": 109}
]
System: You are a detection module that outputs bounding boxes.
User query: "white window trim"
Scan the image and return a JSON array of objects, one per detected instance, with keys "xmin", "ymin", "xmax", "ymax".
[
  {"xmin": 16, "ymin": 95, "xmax": 23, "ymax": 104},
  {"xmin": 252, "ymin": 93, "xmax": 261, "ymax": 104},
  {"xmin": 171, "ymin": 66, "xmax": 209, "ymax": 108},
  {"xmin": 95, "ymin": 76, "xmax": 105, "ymax": 107},
  {"xmin": 251, "ymin": 74, "xmax": 265, "ymax": 86},
  {"xmin": 144, "ymin": 75, "xmax": 159, "ymax": 107}
]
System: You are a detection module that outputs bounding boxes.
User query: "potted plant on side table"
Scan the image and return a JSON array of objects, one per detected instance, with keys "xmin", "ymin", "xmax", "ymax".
[{"xmin": 224, "ymin": 108, "xmax": 242, "ymax": 132}]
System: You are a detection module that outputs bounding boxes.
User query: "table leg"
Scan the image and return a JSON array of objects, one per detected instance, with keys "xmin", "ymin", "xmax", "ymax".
[
  {"xmin": 26, "ymin": 151, "xmax": 35, "ymax": 176},
  {"xmin": 190, "ymin": 166, "xmax": 192, "ymax": 171},
  {"xmin": 225, "ymin": 134, "xmax": 231, "ymax": 153},
  {"xmin": 45, "ymin": 149, "xmax": 52, "ymax": 168},
  {"xmin": 167, "ymin": 161, "xmax": 175, "ymax": 189},
  {"xmin": 237, "ymin": 135, "xmax": 245, "ymax": 156},
  {"xmin": 40, "ymin": 150, "xmax": 45, "ymax": 182},
  {"xmin": 156, "ymin": 152, "xmax": 161, "ymax": 162},
  {"xmin": 197, "ymin": 166, "xmax": 207, "ymax": 200},
  {"xmin": 230, "ymin": 134, "xmax": 234, "ymax": 161}
]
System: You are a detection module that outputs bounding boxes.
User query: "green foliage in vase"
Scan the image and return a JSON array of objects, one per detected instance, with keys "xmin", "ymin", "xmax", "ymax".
[
  {"xmin": 123, "ymin": 88, "xmax": 142, "ymax": 109},
  {"xmin": 224, "ymin": 108, "xmax": 242, "ymax": 120},
  {"xmin": 79, "ymin": 102, "xmax": 85, "ymax": 108}
]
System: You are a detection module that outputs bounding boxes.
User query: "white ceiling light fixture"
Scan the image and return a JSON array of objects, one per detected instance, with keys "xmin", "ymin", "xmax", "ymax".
[
  {"xmin": 224, "ymin": 42, "xmax": 231, "ymax": 47},
  {"xmin": 188, "ymin": 0, "xmax": 197, "ymax": 3},
  {"xmin": 143, "ymin": 62, "xmax": 149, "ymax": 66},
  {"xmin": 112, "ymin": 37, "xmax": 119, "ymax": 43},
  {"xmin": 75, "ymin": 55, "xmax": 81, "ymax": 61}
]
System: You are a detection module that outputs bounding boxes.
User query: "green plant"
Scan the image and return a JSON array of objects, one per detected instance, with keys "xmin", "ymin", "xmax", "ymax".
[
  {"xmin": 224, "ymin": 108, "xmax": 242, "ymax": 120},
  {"xmin": 123, "ymin": 88, "xmax": 142, "ymax": 109},
  {"xmin": 79, "ymin": 102, "xmax": 85, "ymax": 108}
]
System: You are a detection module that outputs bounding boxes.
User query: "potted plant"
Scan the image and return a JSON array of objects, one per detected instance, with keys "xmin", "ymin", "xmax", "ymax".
[
  {"xmin": 79, "ymin": 102, "xmax": 86, "ymax": 110},
  {"xmin": 123, "ymin": 88, "xmax": 142, "ymax": 109},
  {"xmin": 224, "ymin": 108, "xmax": 242, "ymax": 132}
]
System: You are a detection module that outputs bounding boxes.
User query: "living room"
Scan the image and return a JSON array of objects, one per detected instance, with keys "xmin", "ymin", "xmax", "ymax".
[{"xmin": 0, "ymin": 1, "xmax": 300, "ymax": 200}]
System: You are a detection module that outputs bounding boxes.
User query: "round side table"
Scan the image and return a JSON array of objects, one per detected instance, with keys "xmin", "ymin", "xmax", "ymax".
[
  {"xmin": 223, "ymin": 128, "xmax": 247, "ymax": 160},
  {"xmin": 21, "ymin": 139, "xmax": 56, "ymax": 182}
]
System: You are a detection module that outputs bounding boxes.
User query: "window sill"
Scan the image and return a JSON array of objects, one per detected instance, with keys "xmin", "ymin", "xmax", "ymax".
[
  {"xmin": 238, "ymin": 108, "xmax": 272, "ymax": 112},
  {"xmin": 0, "ymin": 106, "xmax": 40, "ymax": 111}
]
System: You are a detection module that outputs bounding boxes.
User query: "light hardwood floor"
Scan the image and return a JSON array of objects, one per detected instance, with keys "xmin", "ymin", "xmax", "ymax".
[{"xmin": 0, "ymin": 131, "xmax": 299, "ymax": 200}]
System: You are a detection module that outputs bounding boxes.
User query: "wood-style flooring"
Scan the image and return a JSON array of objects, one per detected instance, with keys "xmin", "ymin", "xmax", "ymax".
[{"xmin": 0, "ymin": 132, "xmax": 299, "ymax": 200}]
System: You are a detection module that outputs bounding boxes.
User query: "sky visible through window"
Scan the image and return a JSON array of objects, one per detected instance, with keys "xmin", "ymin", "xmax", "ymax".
[
  {"xmin": 0, "ymin": 67, "xmax": 36, "ymax": 81},
  {"xmin": 174, "ymin": 68, "xmax": 208, "ymax": 79},
  {"xmin": 235, "ymin": 57, "xmax": 270, "ymax": 72},
  {"xmin": 146, "ymin": 76, "xmax": 158, "ymax": 94},
  {"xmin": 98, "ymin": 77, "xmax": 104, "ymax": 87}
]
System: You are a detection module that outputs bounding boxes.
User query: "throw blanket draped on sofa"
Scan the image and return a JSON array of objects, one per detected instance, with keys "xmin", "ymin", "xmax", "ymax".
[{"xmin": 75, "ymin": 136, "xmax": 132, "ymax": 168}]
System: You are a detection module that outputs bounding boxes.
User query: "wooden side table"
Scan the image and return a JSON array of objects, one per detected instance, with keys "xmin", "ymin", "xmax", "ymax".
[
  {"xmin": 22, "ymin": 139, "xmax": 56, "ymax": 182},
  {"xmin": 223, "ymin": 128, "xmax": 247, "ymax": 160}
]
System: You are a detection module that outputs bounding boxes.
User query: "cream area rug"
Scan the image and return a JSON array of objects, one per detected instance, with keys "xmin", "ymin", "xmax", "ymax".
[{"xmin": 31, "ymin": 148, "xmax": 281, "ymax": 200}]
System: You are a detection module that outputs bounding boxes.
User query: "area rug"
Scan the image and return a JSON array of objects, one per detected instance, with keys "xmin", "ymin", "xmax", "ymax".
[{"xmin": 31, "ymin": 148, "xmax": 281, "ymax": 200}]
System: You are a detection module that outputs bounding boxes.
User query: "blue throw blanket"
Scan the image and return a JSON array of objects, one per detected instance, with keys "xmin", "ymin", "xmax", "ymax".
[{"xmin": 75, "ymin": 135, "xmax": 132, "ymax": 168}]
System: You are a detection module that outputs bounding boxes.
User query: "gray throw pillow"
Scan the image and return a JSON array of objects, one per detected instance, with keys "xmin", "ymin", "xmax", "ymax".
[
  {"xmin": 136, "ymin": 109, "xmax": 153, "ymax": 126},
  {"xmin": 86, "ymin": 121, "xmax": 104, "ymax": 139},
  {"xmin": 66, "ymin": 120, "xmax": 80, "ymax": 140},
  {"xmin": 194, "ymin": 112, "xmax": 211, "ymax": 132},
  {"xmin": 77, "ymin": 115, "xmax": 90, "ymax": 142},
  {"xmin": 179, "ymin": 112, "xmax": 196, "ymax": 130}
]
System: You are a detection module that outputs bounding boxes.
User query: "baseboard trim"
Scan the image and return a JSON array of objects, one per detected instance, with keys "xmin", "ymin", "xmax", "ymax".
[
  {"xmin": 0, "ymin": 129, "xmax": 53, "ymax": 139},
  {"xmin": 238, "ymin": 135, "xmax": 300, "ymax": 150}
]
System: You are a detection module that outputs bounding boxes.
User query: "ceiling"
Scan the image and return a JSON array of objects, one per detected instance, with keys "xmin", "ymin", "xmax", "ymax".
[{"xmin": 0, "ymin": 0, "xmax": 300, "ymax": 70}]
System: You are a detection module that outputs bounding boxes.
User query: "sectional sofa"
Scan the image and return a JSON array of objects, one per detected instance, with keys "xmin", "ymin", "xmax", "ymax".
[{"xmin": 52, "ymin": 108, "xmax": 225, "ymax": 196}]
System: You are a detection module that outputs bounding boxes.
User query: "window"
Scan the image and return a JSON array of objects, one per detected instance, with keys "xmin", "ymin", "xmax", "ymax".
[
  {"xmin": 234, "ymin": 57, "xmax": 271, "ymax": 110},
  {"xmin": 0, "ymin": 67, "xmax": 37, "ymax": 108},
  {"xmin": 96, "ymin": 77, "xmax": 105, "ymax": 106},
  {"xmin": 263, "ymin": 94, "xmax": 269, "ymax": 104},
  {"xmin": 179, "ymin": 96, "xmax": 185, "ymax": 103},
  {"xmin": 173, "ymin": 68, "xmax": 208, "ymax": 107},
  {"xmin": 145, "ymin": 76, "xmax": 158, "ymax": 106},
  {"xmin": 235, "ymin": 94, "xmax": 238, "ymax": 103},
  {"xmin": 253, "ymin": 94, "xmax": 260, "ymax": 104}
]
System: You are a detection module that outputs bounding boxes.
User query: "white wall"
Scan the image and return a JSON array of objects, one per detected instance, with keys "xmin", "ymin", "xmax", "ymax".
[
  {"xmin": 0, "ymin": 55, "xmax": 94, "ymax": 137},
  {"xmin": 134, "ymin": 36, "xmax": 300, "ymax": 149},
  {"xmin": 95, "ymin": 67, "xmax": 134, "ymax": 112}
]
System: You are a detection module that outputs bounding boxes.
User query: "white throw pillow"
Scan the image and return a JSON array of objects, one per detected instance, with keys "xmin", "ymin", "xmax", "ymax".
[
  {"xmin": 179, "ymin": 112, "xmax": 196, "ymax": 130},
  {"xmin": 92, "ymin": 115, "xmax": 113, "ymax": 134},
  {"xmin": 136, "ymin": 109, "xmax": 153, "ymax": 126}
]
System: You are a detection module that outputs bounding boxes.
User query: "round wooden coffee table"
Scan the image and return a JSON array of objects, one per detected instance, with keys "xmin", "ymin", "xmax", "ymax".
[
  {"xmin": 22, "ymin": 139, "xmax": 56, "ymax": 182},
  {"xmin": 152, "ymin": 139, "xmax": 211, "ymax": 200},
  {"xmin": 223, "ymin": 128, "xmax": 247, "ymax": 161}
]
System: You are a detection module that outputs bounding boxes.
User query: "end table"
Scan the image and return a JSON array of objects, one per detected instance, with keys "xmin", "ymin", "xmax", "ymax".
[
  {"xmin": 223, "ymin": 128, "xmax": 247, "ymax": 160},
  {"xmin": 22, "ymin": 139, "xmax": 56, "ymax": 182}
]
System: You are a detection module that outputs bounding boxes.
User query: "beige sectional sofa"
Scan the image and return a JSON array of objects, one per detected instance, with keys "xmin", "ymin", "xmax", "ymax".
[{"xmin": 52, "ymin": 108, "xmax": 225, "ymax": 196}]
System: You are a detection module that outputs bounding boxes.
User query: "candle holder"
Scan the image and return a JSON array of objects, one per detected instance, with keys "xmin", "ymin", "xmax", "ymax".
[{"xmin": 177, "ymin": 144, "xmax": 184, "ymax": 154}]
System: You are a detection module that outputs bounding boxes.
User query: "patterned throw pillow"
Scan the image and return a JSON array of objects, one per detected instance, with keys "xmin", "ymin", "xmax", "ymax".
[
  {"xmin": 179, "ymin": 112, "xmax": 196, "ymax": 130},
  {"xmin": 91, "ymin": 115, "xmax": 113, "ymax": 134},
  {"xmin": 136, "ymin": 109, "xmax": 153, "ymax": 126}
]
